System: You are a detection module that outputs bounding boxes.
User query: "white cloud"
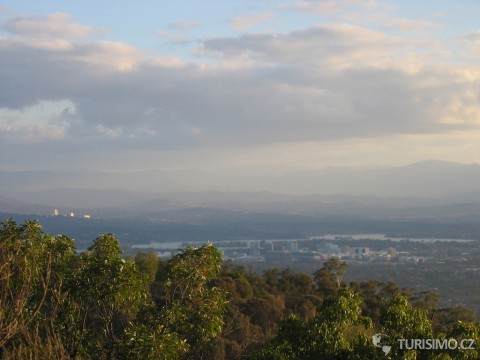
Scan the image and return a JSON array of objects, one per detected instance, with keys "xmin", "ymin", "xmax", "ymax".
[
  {"xmin": 0, "ymin": 123, "xmax": 66, "ymax": 143},
  {"xmin": 231, "ymin": 13, "xmax": 273, "ymax": 31},
  {"xmin": 460, "ymin": 30, "xmax": 480, "ymax": 60},
  {"xmin": 95, "ymin": 124, "xmax": 123, "ymax": 139},
  {"xmin": 68, "ymin": 41, "xmax": 143, "ymax": 71},
  {"xmin": 0, "ymin": 100, "xmax": 73, "ymax": 143},
  {"xmin": 2, "ymin": 13, "xmax": 100, "ymax": 38},
  {"xmin": 201, "ymin": 24, "xmax": 408, "ymax": 70},
  {"xmin": 286, "ymin": 0, "xmax": 389, "ymax": 14},
  {"xmin": 385, "ymin": 18, "xmax": 441, "ymax": 33}
]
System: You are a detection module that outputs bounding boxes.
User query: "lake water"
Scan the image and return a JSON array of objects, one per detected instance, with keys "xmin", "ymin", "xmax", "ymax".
[{"xmin": 131, "ymin": 233, "xmax": 474, "ymax": 250}]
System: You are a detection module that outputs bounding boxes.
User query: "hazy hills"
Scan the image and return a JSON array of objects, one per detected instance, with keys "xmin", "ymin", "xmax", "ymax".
[
  {"xmin": 0, "ymin": 196, "xmax": 53, "ymax": 215},
  {"xmin": 2, "ymin": 160, "xmax": 480, "ymax": 221},
  {"xmin": 3, "ymin": 160, "xmax": 480, "ymax": 197},
  {"xmin": 281, "ymin": 160, "xmax": 480, "ymax": 198}
]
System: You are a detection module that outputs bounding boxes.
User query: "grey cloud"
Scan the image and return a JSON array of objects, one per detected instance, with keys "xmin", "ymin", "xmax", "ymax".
[
  {"xmin": 0, "ymin": 23, "xmax": 476, "ymax": 157},
  {"xmin": 200, "ymin": 24, "xmax": 400, "ymax": 67}
]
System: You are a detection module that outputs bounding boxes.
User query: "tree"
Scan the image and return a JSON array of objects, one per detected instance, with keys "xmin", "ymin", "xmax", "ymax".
[
  {"xmin": 433, "ymin": 306, "xmax": 477, "ymax": 333},
  {"xmin": 379, "ymin": 295, "xmax": 433, "ymax": 359},
  {"xmin": 134, "ymin": 252, "xmax": 160, "ymax": 282},
  {"xmin": 314, "ymin": 258, "xmax": 348, "ymax": 297},
  {"xmin": 124, "ymin": 244, "xmax": 228, "ymax": 359},
  {"xmin": 60, "ymin": 234, "xmax": 146, "ymax": 359},
  {"xmin": 251, "ymin": 288, "xmax": 372, "ymax": 360},
  {"xmin": 1, "ymin": 220, "xmax": 229, "ymax": 359},
  {"xmin": 445, "ymin": 321, "xmax": 480, "ymax": 360},
  {"xmin": 0, "ymin": 219, "xmax": 75, "ymax": 357},
  {"xmin": 349, "ymin": 280, "xmax": 403, "ymax": 324}
]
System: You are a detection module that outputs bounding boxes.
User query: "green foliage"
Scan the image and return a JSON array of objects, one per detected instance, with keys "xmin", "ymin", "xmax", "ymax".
[
  {"xmin": 381, "ymin": 294, "xmax": 433, "ymax": 338},
  {"xmin": 60, "ymin": 234, "xmax": 147, "ymax": 358},
  {"xmin": 444, "ymin": 321, "xmax": 480, "ymax": 360},
  {"xmin": 350, "ymin": 280, "xmax": 404, "ymax": 324},
  {"xmin": 251, "ymin": 271, "xmax": 478, "ymax": 360},
  {"xmin": 122, "ymin": 302, "xmax": 189, "ymax": 360},
  {"xmin": 0, "ymin": 219, "xmax": 75, "ymax": 352},
  {"xmin": 251, "ymin": 288, "xmax": 372, "ymax": 360},
  {"xmin": 314, "ymin": 258, "xmax": 348, "ymax": 297},
  {"xmin": 1, "ymin": 219, "xmax": 479, "ymax": 359},
  {"xmin": 125, "ymin": 244, "xmax": 228, "ymax": 360},
  {"xmin": 433, "ymin": 306, "xmax": 477, "ymax": 333},
  {"xmin": 164, "ymin": 244, "xmax": 228, "ymax": 355},
  {"xmin": 0, "ymin": 220, "xmax": 228, "ymax": 360},
  {"xmin": 134, "ymin": 251, "xmax": 161, "ymax": 285}
]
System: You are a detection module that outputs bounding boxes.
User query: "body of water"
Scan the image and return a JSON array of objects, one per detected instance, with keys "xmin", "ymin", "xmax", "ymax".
[{"xmin": 132, "ymin": 234, "xmax": 474, "ymax": 250}]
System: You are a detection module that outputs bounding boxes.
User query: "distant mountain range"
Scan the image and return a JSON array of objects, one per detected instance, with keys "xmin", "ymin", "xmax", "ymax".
[
  {"xmin": 0, "ymin": 196, "xmax": 53, "ymax": 215},
  {"xmin": 2, "ymin": 160, "xmax": 480, "ymax": 221},
  {"xmin": 278, "ymin": 160, "xmax": 480, "ymax": 198}
]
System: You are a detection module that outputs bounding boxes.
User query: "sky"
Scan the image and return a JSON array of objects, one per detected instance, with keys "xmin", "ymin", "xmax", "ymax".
[{"xmin": 1, "ymin": 1, "xmax": 480, "ymax": 192}]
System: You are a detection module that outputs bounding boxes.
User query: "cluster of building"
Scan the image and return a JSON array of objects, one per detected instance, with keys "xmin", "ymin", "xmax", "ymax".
[
  {"xmin": 52, "ymin": 209, "xmax": 91, "ymax": 219},
  {"xmin": 217, "ymin": 239, "xmax": 428, "ymax": 264}
]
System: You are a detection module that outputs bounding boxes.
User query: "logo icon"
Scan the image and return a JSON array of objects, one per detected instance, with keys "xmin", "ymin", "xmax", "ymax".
[{"xmin": 372, "ymin": 333, "xmax": 391, "ymax": 356}]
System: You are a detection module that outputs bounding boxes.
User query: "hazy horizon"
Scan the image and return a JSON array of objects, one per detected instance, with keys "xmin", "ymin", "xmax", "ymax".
[{"xmin": 3, "ymin": 159, "xmax": 480, "ymax": 199}]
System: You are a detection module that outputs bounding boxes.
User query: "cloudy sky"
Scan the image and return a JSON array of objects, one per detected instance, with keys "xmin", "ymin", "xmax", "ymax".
[{"xmin": 1, "ymin": 1, "xmax": 480, "ymax": 191}]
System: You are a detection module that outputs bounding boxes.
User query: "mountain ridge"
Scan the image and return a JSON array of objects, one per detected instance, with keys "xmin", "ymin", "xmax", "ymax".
[{"xmin": 2, "ymin": 160, "xmax": 480, "ymax": 210}]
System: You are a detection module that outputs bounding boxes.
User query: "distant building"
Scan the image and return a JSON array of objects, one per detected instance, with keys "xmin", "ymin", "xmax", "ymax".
[
  {"xmin": 70, "ymin": 212, "xmax": 75, "ymax": 217},
  {"xmin": 353, "ymin": 247, "xmax": 370, "ymax": 256},
  {"xmin": 292, "ymin": 251, "xmax": 325, "ymax": 261},
  {"xmin": 264, "ymin": 250, "xmax": 292, "ymax": 262},
  {"xmin": 249, "ymin": 241, "xmax": 260, "ymax": 256},
  {"xmin": 53, "ymin": 209, "xmax": 59, "ymax": 216},
  {"xmin": 263, "ymin": 242, "xmax": 274, "ymax": 251},
  {"xmin": 324, "ymin": 243, "xmax": 340, "ymax": 254},
  {"xmin": 375, "ymin": 254, "xmax": 391, "ymax": 262},
  {"xmin": 83, "ymin": 214, "xmax": 91, "ymax": 219},
  {"xmin": 289, "ymin": 240, "xmax": 298, "ymax": 251},
  {"xmin": 399, "ymin": 256, "xmax": 427, "ymax": 264}
]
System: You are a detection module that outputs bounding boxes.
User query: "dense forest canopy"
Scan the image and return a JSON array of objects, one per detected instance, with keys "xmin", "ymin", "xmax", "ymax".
[{"xmin": 0, "ymin": 219, "xmax": 478, "ymax": 359}]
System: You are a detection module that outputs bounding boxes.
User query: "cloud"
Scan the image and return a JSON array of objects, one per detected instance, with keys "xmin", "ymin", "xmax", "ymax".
[
  {"xmin": 157, "ymin": 30, "xmax": 192, "ymax": 45},
  {"xmin": 200, "ymin": 24, "xmax": 411, "ymax": 71},
  {"xmin": 0, "ymin": 13, "xmax": 479, "ymax": 165},
  {"xmin": 168, "ymin": 20, "xmax": 200, "ymax": 30},
  {"xmin": 0, "ymin": 101, "xmax": 72, "ymax": 143},
  {"xmin": 460, "ymin": 30, "xmax": 480, "ymax": 59},
  {"xmin": 286, "ymin": 0, "xmax": 388, "ymax": 14},
  {"xmin": 385, "ymin": 18, "xmax": 441, "ymax": 33},
  {"xmin": 157, "ymin": 20, "xmax": 200, "ymax": 45},
  {"xmin": 464, "ymin": 30, "xmax": 480, "ymax": 40},
  {"xmin": 68, "ymin": 41, "xmax": 142, "ymax": 71},
  {"xmin": 2, "ymin": 12, "xmax": 100, "ymax": 38},
  {"xmin": 230, "ymin": 13, "xmax": 273, "ymax": 31},
  {"xmin": 0, "ymin": 123, "xmax": 66, "ymax": 143}
]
